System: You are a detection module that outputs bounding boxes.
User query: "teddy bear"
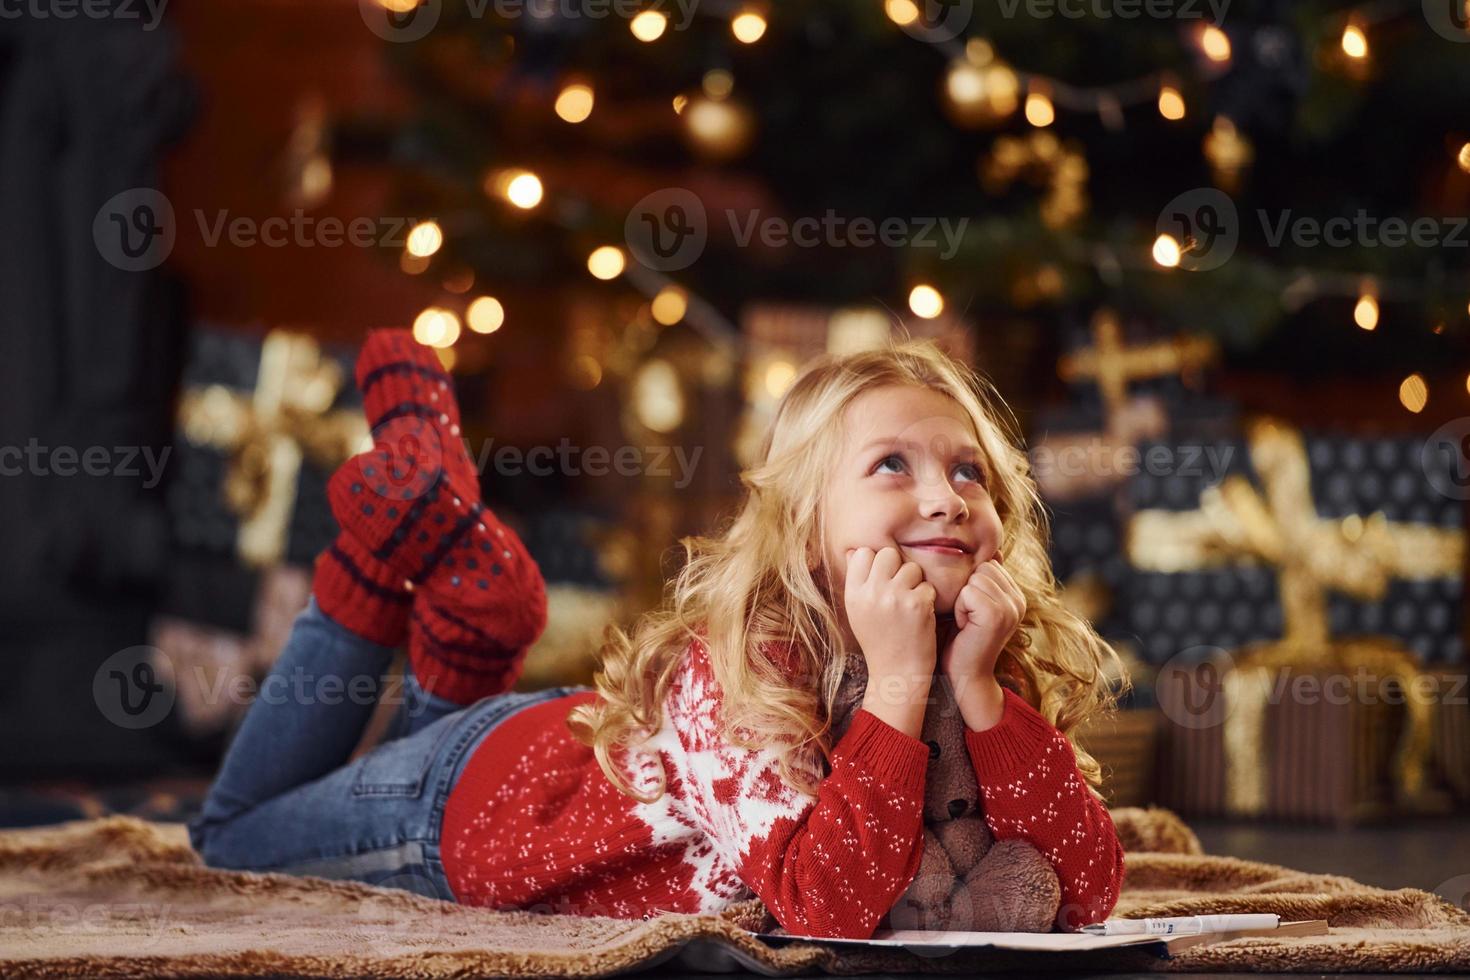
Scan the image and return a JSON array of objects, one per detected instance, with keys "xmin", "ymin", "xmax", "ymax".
[{"xmin": 826, "ymin": 647, "xmax": 1062, "ymax": 934}]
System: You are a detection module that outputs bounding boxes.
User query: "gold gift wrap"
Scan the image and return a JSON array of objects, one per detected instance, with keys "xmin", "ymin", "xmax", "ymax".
[{"xmin": 1130, "ymin": 417, "xmax": 1465, "ymax": 821}]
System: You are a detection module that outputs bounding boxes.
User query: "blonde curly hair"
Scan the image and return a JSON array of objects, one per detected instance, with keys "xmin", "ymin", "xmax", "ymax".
[{"xmin": 566, "ymin": 336, "xmax": 1128, "ymax": 804}]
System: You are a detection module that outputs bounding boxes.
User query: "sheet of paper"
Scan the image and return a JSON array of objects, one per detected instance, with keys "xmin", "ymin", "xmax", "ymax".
[{"xmin": 756, "ymin": 928, "xmax": 1167, "ymax": 951}]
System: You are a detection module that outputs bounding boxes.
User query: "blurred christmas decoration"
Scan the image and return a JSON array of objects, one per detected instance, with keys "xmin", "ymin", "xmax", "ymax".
[
  {"xmin": 175, "ymin": 328, "xmax": 367, "ymax": 569},
  {"xmin": 165, "ymin": 326, "xmax": 364, "ymax": 632},
  {"xmin": 979, "ymin": 130, "xmax": 1088, "ymax": 230},
  {"xmin": 1131, "ymin": 417, "xmax": 1466, "ymax": 821},
  {"xmin": 1057, "ymin": 307, "xmax": 1218, "ymax": 432}
]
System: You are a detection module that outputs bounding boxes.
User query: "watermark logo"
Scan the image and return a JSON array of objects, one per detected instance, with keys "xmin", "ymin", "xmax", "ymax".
[
  {"xmin": 359, "ymin": 0, "xmax": 442, "ymax": 42},
  {"xmin": 1155, "ymin": 645, "xmax": 1235, "ymax": 729},
  {"xmin": 625, "ymin": 187, "xmax": 708, "ymax": 272},
  {"xmin": 1156, "ymin": 187, "xmax": 1238, "ymax": 271},
  {"xmin": 894, "ymin": 0, "xmax": 973, "ymax": 43},
  {"xmin": 360, "ymin": 417, "xmax": 446, "ymax": 503},
  {"xmin": 94, "ymin": 646, "xmax": 175, "ymax": 730},
  {"xmin": 93, "ymin": 188, "xmax": 175, "ymax": 272},
  {"xmin": 1424, "ymin": 0, "xmax": 1470, "ymax": 42},
  {"xmin": 1422, "ymin": 417, "xmax": 1470, "ymax": 501}
]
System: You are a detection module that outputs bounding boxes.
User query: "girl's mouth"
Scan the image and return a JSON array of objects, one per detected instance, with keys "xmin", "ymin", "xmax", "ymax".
[{"xmin": 902, "ymin": 543, "xmax": 971, "ymax": 557}]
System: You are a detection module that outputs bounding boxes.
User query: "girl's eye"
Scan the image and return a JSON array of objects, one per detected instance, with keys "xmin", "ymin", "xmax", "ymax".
[
  {"xmin": 874, "ymin": 455, "xmax": 985, "ymax": 484},
  {"xmin": 875, "ymin": 454, "xmax": 905, "ymax": 474}
]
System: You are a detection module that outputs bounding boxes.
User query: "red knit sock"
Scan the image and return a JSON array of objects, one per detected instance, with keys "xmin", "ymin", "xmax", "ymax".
[
  {"xmin": 324, "ymin": 333, "xmax": 548, "ymax": 704},
  {"xmin": 357, "ymin": 328, "xmax": 482, "ymax": 493},
  {"xmin": 312, "ymin": 528, "xmax": 413, "ymax": 647}
]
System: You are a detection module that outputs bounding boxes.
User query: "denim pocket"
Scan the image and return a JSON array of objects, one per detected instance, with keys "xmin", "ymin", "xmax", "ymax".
[{"xmin": 351, "ymin": 713, "xmax": 460, "ymax": 799}]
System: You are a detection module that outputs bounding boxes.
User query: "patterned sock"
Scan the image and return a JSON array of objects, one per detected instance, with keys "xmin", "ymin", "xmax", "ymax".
[
  {"xmin": 312, "ymin": 528, "xmax": 413, "ymax": 647},
  {"xmin": 326, "ymin": 331, "xmax": 548, "ymax": 703},
  {"xmin": 356, "ymin": 328, "xmax": 479, "ymax": 490}
]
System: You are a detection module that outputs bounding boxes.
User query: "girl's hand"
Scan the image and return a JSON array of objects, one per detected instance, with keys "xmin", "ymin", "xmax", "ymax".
[
  {"xmin": 844, "ymin": 546, "xmax": 938, "ymax": 684},
  {"xmin": 938, "ymin": 558, "xmax": 1026, "ymax": 684}
]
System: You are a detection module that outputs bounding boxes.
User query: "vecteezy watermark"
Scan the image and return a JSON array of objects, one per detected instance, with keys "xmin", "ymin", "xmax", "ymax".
[
  {"xmin": 94, "ymin": 187, "xmax": 426, "ymax": 271},
  {"xmin": 358, "ymin": 0, "xmax": 700, "ymax": 43},
  {"xmin": 467, "ymin": 437, "xmax": 703, "ymax": 489},
  {"xmin": 624, "ymin": 187, "xmax": 968, "ymax": 271},
  {"xmin": 0, "ymin": 440, "xmax": 171, "ymax": 488},
  {"xmin": 1030, "ymin": 440, "xmax": 1235, "ymax": 483},
  {"xmin": 993, "ymin": 0, "xmax": 1230, "ymax": 21},
  {"xmin": 0, "ymin": 0, "xmax": 168, "ymax": 30},
  {"xmin": 1155, "ymin": 645, "xmax": 1469, "ymax": 730},
  {"xmin": 94, "ymin": 644, "xmax": 433, "ymax": 730},
  {"xmin": 1157, "ymin": 187, "xmax": 1468, "ymax": 272},
  {"xmin": 1422, "ymin": 418, "xmax": 1470, "ymax": 501},
  {"xmin": 0, "ymin": 898, "xmax": 177, "ymax": 936},
  {"xmin": 1424, "ymin": 0, "xmax": 1470, "ymax": 42},
  {"xmin": 892, "ymin": 0, "xmax": 973, "ymax": 43}
]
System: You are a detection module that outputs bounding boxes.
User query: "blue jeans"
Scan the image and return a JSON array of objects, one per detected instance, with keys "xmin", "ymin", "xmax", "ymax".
[{"xmin": 187, "ymin": 595, "xmax": 587, "ymax": 901}]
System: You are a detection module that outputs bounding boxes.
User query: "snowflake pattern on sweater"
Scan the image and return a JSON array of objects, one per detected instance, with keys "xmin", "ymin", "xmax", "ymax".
[{"xmin": 440, "ymin": 634, "xmax": 1123, "ymax": 938}]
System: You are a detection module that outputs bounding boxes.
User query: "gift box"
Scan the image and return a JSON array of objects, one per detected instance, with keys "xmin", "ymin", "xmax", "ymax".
[
  {"xmin": 1132, "ymin": 418, "xmax": 1466, "ymax": 822},
  {"xmin": 160, "ymin": 325, "xmax": 367, "ymax": 631}
]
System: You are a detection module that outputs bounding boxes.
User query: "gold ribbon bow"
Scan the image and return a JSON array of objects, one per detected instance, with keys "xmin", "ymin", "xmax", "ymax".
[
  {"xmin": 1129, "ymin": 417, "xmax": 1464, "ymax": 815},
  {"xmin": 177, "ymin": 329, "xmax": 369, "ymax": 568}
]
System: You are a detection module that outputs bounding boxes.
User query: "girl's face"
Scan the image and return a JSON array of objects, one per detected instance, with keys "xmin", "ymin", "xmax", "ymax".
[{"xmin": 818, "ymin": 384, "xmax": 1004, "ymax": 624}]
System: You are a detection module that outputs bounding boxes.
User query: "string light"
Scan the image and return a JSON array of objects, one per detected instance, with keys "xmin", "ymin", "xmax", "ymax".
[
  {"xmin": 399, "ymin": 251, "xmax": 429, "ymax": 275},
  {"xmin": 1341, "ymin": 22, "xmax": 1368, "ymax": 59},
  {"xmin": 484, "ymin": 168, "xmax": 544, "ymax": 209},
  {"xmin": 1399, "ymin": 373, "xmax": 1427, "ymax": 413},
  {"xmin": 672, "ymin": 94, "xmax": 688, "ymax": 114},
  {"xmin": 467, "ymin": 296, "xmax": 505, "ymax": 334},
  {"xmin": 413, "ymin": 307, "xmax": 461, "ymax": 348},
  {"xmin": 405, "ymin": 220, "xmax": 443, "ymax": 258},
  {"xmin": 731, "ymin": 10, "xmax": 767, "ymax": 43},
  {"xmin": 1354, "ymin": 287, "xmax": 1380, "ymax": 330},
  {"xmin": 587, "ymin": 246, "xmax": 626, "ymax": 280},
  {"xmin": 630, "ymin": 9, "xmax": 667, "ymax": 41},
  {"xmin": 1158, "ymin": 84, "xmax": 1185, "ymax": 121},
  {"xmin": 1457, "ymin": 142, "xmax": 1470, "ymax": 174},
  {"xmin": 884, "ymin": 0, "xmax": 920, "ymax": 27},
  {"xmin": 908, "ymin": 284, "xmax": 944, "ymax": 319},
  {"xmin": 651, "ymin": 286, "xmax": 687, "ymax": 325},
  {"xmin": 1199, "ymin": 24, "xmax": 1231, "ymax": 63},
  {"xmin": 1024, "ymin": 88, "xmax": 1055, "ymax": 128},
  {"xmin": 554, "ymin": 83, "xmax": 594, "ymax": 123},
  {"xmin": 701, "ymin": 69, "xmax": 734, "ymax": 100},
  {"xmin": 1152, "ymin": 233, "xmax": 1182, "ymax": 268}
]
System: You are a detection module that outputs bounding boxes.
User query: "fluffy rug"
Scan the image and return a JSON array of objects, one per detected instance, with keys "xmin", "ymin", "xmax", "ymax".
[{"xmin": 1, "ymin": 807, "xmax": 1467, "ymax": 977}]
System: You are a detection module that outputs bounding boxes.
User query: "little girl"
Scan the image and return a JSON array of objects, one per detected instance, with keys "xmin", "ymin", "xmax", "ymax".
[{"xmin": 189, "ymin": 330, "xmax": 1126, "ymax": 940}]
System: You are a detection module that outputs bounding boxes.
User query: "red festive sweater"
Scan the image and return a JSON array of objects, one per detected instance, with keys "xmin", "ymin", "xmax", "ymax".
[{"xmin": 440, "ymin": 635, "xmax": 1124, "ymax": 938}]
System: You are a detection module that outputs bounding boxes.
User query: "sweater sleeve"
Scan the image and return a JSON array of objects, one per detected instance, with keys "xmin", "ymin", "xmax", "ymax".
[
  {"xmin": 665, "ymin": 639, "xmax": 931, "ymax": 939},
  {"xmin": 962, "ymin": 686, "xmax": 1125, "ymax": 931}
]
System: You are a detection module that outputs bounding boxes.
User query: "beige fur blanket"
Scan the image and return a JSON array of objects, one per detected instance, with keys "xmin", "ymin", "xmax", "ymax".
[{"xmin": 1, "ymin": 807, "xmax": 1467, "ymax": 977}]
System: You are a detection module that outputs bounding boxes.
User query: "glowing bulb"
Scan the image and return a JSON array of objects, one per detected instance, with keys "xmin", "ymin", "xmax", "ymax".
[
  {"xmin": 1399, "ymin": 373, "xmax": 1427, "ymax": 413},
  {"xmin": 1024, "ymin": 91, "xmax": 1055, "ymax": 127},
  {"xmin": 413, "ymin": 307, "xmax": 460, "ymax": 348},
  {"xmin": 884, "ymin": 0, "xmax": 919, "ymax": 26},
  {"xmin": 1457, "ymin": 142, "xmax": 1470, "ymax": 174},
  {"xmin": 764, "ymin": 359, "xmax": 797, "ymax": 398},
  {"xmin": 1200, "ymin": 24, "xmax": 1231, "ymax": 63},
  {"xmin": 908, "ymin": 284, "xmax": 944, "ymax": 319},
  {"xmin": 1354, "ymin": 293, "xmax": 1380, "ymax": 330},
  {"xmin": 587, "ymin": 246, "xmax": 625, "ymax": 280},
  {"xmin": 405, "ymin": 220, "xmax": 443, "ymax": 258},
  {"xmin": 1158, "ymin": 84, "xmax": 1186, "ymax": 121},
  {"xmin": 672, "ymin": 94, "xmax": 688, "ymax": 114},
  {"xmin": 731, "ymin": 11, "xmax": 766, "ymax": 43},
  {"xmin": 1152, "ymin": 233, "xmax": 1182, "ymax": 268},
  {"xmin": 650, "ymin": 286, "xmax": 687, "ymax": 325},
  {"xmin": 505, "ymin": 172, "xmax": 544, "ymax": 209},
  {"xmin": 467, "ymin": 296, "xmax": 505, "ymax": 334},
  {"xmin": 1341, "ymin": 23, "xmax": 1368, "ymax": 59},
  {"xmin": 378, "ymin": 0, "xmax": 417, "ymax": 12},
  {"xmin": 554, "ymin": 83, "xmax": 594, "ymax": 123},
  {"xmin": 702, "ymin": 69, "xmax": 734, "ymax": 100},
  {"xmin": 630, "ymin": 10, "xmax": 667, "ymax": 41}
]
